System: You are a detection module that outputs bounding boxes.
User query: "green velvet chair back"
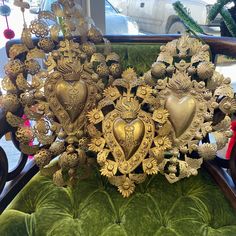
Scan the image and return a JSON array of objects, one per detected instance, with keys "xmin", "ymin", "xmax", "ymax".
[{"xmin": 98, "ymin": 43, "xmax": 161, "ymax": 74}]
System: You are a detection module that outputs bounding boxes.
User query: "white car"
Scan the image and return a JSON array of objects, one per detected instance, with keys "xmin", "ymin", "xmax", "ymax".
[
  {"xmin": 110, "ymin": 0, "xmax": 221, "ymax": 35},
  {"xmin": 105, "ymin": 0, "xmax": 139, "ymax": 34},
  {"xmin": 32, "ymin": 0, "xmax": 139, "ymax": 35}
]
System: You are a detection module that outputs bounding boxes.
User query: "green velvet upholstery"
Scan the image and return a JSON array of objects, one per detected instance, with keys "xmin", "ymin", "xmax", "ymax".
[
  {"xmin": 0, "ymin": 165, "xmax": 236, "ymax": 236},
  {"xmin": 97, "ymin": 43, "xmax": 162, "ymax": 74},
  {"xmin": 0, "ymin": 43, "xmax": 236, "ymax": 236}
]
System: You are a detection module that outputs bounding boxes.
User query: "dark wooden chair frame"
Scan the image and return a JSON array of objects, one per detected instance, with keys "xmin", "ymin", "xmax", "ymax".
[{"xmin": 0, "ymin": 35, "xmax": 236, "ymax": 213}]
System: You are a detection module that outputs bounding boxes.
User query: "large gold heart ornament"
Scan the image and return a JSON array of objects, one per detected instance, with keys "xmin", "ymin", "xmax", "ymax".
[
  {"xmin": 113, "ymin": 118, "xmax": 145, "ymax": 159},
  {"xmin": 154, "ymin": 71, "xmax": 212, "ymax": 146},
  {"xmin": 55, "ymin": 80, "xmax": 88, "ymax": 122},
  {"xmin": 45, "ymin": 71, "xmax": 97, "ymax": 134},
  {"xmin": 165, "ymin": 95, "xmax": 196, "ymax": 138}
]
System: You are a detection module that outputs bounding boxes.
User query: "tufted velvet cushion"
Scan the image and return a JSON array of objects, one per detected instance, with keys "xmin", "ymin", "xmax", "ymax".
[{"xmin": 0, "ymin": 163, "xmax": 236, "ymax": 236}]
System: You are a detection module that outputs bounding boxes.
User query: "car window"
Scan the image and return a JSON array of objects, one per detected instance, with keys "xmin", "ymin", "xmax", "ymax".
[
  {"xmin": 105, "ymin": 0, "xmax": 117, "ymax": 15},
  {"xmin": 41, "ymin": 0, "xmax": 56, "ymax": 11}
]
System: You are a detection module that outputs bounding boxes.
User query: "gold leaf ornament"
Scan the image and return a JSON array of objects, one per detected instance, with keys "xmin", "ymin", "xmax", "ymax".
[
  {"xmin": 88, "ymin": 137, "xmax": 106, "ymax": 152},
  {"xmin": 1, "ymin": 94, "xmax": 20, "ymax": 113},
  {"xmin": 152, "ymin": 108, "xmax": 169, "ymax": 124},
  {"xmin": 21, "ymin": 27, "xmax": 34, "ymax": 49},
  {"xmin": 6, "ymin": 112, "xmax": 24, "ymax": 127},
  {"xmin": 154, "ymin": 136, "xmax": 172, "ymax": 151},
  {"xmin": 1, "ymin": 0, "xmax": 126, "ymax": 191},
  {"xmin": 88, "ymin": 68, "xmax": 161, "ymax": 197},
  {"xmin": 9, "ymin": 44, "xmax": 29, "ymax": 59},
  {"xmin": 103, "ymin": 86, "xmax": 121, "ymax": 101},
  {"xmin": 142, "ymin": 158, "xmax": 158, "ymax": 175},
  {"xmin": 87, "ymin": 108, "xmax": 104, "ymax": 124},
  {"xmin": 2, "ymin": 76, "xmax": 17, "ymax": 92},
  {"xmin": 118, "ymin": 177, "xmax": 135, "ymax": 198},
  {"xmin": 97, "ymin": 149, "xmax": 110, "ymax": 165},
  {"xmin": 100, "ymin": 160, "xmax": 118, "ymax": 177}
]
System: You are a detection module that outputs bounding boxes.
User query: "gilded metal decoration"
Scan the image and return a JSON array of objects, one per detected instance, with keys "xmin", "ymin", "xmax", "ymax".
[
  {"xmin": 1, "ymin": 0, "xmax": 235, "ymax": 197},
  {"xmin": 2, "ymin": 0, "xmax": 121, "ymax": 187},
  {"xmin": 9, "ymin": 44, "xmax": 29, "ymax": 59},
  {"xmin": 21, "ymin": 27, "xmax": 34, "ymax": 49},
  {"xmin": 29, "ymin": 19, "xmax": 49, "ymax": 38},
  {"xmin": 143, "ymin": 34, "xmax": 236, "ymax": 184},
  {"xmin": 88, "ymin": 68, "xmax": 171, "ymax": 197}
]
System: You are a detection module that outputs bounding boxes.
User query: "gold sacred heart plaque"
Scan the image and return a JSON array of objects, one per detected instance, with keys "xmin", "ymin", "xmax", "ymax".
[
  {"xmin": 45, "ymin": 71, "xmax": 97, "ymax": 134},
  {"xmin": 103, "ymin": 110, "xmax": 154, "ymax": 174},
  {"xmin": 55, "ymin": 80, "xmax": 88, "ymax": 122},
  {"xmin": 113, "ymin": 118, "xmax": 145, "ymax": 159},
  {"xmin": 165, "ymin": 95, "xmax": 196, "ymax": 137},
  {"xmin": 155, "ymin": 71, "xmax": 211, "ymax": 146},
  {"xmin": 87, "ymin": 68, "xmax": 173, "ymax": 197}
]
